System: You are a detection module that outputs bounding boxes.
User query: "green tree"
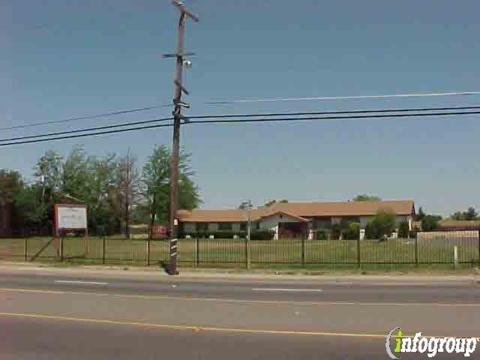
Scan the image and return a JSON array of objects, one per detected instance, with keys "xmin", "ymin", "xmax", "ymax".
[
  {"xmin": 264, "ymin": 199, "xmax": 288, "ymax": 207},
  {"xmin": 398, "ymin": 221, "xmax": 410, "ymax": 238},
  {"xmin": 0, "ymin": 170, "xmax": 24, "ymax": 203},
  {"xmin": 143, "ymin": 146, "xmax": 200, "ymax": 228},
  {"xmin": 63, "ymin": 146, "xmax": 92, "ymax": 202},
  {"xmin": 353, "ymin": 194, "xmax": 381, "ymax": 202},
  {"xmin": 416, "ymin": 207, "xmax": 426, "ymax": 221},
  {"xmin": 116, "ymin": 151, "xmax": 142, "ymax": 237},
  {"xmin": 34, "ymin": 150, "xmax": 63, "ymax": 205},
  {"xmin": 421, "ymin": 215, "xmax": 442, "ymax": 231},
  {"xmin": 14, "ymin": 185, "xmax": 49, "ymax": 231},
  {"xmin": 365, "ymin": 210, "xmax": 396, "ymax": 239},
  {"xmin": 451, "ymin": 207, "xmax": 479, "ymax": 221}
]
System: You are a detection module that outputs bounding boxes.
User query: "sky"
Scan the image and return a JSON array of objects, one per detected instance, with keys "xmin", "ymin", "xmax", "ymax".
[{"xmin": 1, "ymin": 0, "xmax": 479, "ymax": 216}]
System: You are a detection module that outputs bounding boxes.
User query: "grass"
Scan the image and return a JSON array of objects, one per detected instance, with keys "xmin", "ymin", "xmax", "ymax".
[{"xmin": 0, "ymin": 236, "xmax": 479, "ymax": 270}]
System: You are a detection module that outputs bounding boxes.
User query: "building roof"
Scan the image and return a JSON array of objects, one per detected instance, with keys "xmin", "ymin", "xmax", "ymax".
[
  {"xmin": 178, "ymin": 200, "xmax": 415, "ymax": 223},
  {"xmin": 438, "ymin": 220, "xmax": 480, "ymax": 230}
]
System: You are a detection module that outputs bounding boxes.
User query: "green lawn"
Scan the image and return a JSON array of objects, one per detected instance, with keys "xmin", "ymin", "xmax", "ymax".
[{"xmin": 0, "ymin": 236, "xmax": 478, "ymax": 269}]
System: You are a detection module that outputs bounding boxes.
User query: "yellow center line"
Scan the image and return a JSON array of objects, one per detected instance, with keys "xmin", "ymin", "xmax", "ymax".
[
  {"xmin": 0, "ymin": 311, "xmax": 386, "ymax": 338},
  {"xmin": 0, "ymin": 287, "xmax": 479, "ymax": 307}
]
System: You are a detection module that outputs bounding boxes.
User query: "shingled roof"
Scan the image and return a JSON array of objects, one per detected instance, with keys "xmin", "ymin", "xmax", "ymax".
[{"xmin": 178, "ymin": 200, "xmax": 415, "ymax": 223}]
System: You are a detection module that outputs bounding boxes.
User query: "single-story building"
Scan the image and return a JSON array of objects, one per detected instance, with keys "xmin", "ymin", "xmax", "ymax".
[
  {"xmin": 437, "ymin": 220, "xmax": 480, "ymax": 231},
  {"xmin": 178, "ymin": 200, "xmax": 415, "ymax": 240}
]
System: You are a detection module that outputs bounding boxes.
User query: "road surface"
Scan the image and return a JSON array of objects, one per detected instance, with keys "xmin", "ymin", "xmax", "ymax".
[{"xmin": 0, "ymin": 267, "xmax": 478, "ymax": 359}]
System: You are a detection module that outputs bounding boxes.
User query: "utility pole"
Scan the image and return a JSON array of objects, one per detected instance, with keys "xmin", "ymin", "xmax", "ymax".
[{"xmin": 164, "ymin": 0, "xmax": 198, "ymax": 275}]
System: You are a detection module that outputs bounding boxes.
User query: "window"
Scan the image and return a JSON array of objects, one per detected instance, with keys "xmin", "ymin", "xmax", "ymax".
[
  {"xmin": 218, "ymin": 223, "xmax": 232, "ymax": 231},
  {"xmin": 196, "ymin": 223, "xmax": 208, "ymax": 232},
  {"xmin": 240, "ymin": 223, "xmax": 247, "ymax": 231}
]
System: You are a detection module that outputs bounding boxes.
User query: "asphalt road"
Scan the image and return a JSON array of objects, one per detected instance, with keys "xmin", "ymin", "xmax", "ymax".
[{"xmin": 0, "ymin": 267, "xmax": 479, "ymax": 359}]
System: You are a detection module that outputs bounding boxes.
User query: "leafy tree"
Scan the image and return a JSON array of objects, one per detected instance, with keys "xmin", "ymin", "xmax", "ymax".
[
  {"xmin": 415, "ymin": 207, "xmax": 426, "ymax": 221},
  {"xmin": 365, "ymin": 210, "xmax": 396, "ymax": 239},
  {"xmin": 421, "ymin": 215, "xmax": 442, "ymax": 231},
  {"xmin": 264, "ymin": 199, "xmax": 288, "ymax": 207},
  {"xmin": 14, "ymin": 185, "xmax": 49, "ymax": 231},
  {"xmin": 342, "ymin": 222, "xmax": 360, "ymax": 240},
  {"xmin": 63, "ymin": 146, "xmax": 92, "ymax": 202},
  {"xmin": 0, "ymin": 170, "xmax": 24, "ymax": 203},
  {"xmin": 143, "ymin": 146, "xmax": 200, "ymax": 228},
  {"xmin": 398, "ymin": 221, "xmax": 410, "ymax": 238},
  {"xmin": 116, "ymin": 151, "xmax": 142, "ymax": 237},
  {"xmin": 353, "ymin": 194, "xmax": 381, "ymax": 202},
  {"xmin": 451, "ymin": 207, "xmax": 479, "ymax": 221},
  {"xmin": 34, "ymin": 150, "xmax": 63, "ymax": 204}
]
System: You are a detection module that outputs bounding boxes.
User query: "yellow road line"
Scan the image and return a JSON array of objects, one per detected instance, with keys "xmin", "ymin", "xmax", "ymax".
[
  {"xmin": 1, "ymin": 287, "xmax": 479, "ymax": 307},
  {"xmin": 0, "ymin": 311, "xmax": 385, "ymax": 338}
]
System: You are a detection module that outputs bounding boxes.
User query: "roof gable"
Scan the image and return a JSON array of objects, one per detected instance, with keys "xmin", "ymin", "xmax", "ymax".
[{"xmin": 178, "ymin": 200, "xmax": 414, "ymax": 223}]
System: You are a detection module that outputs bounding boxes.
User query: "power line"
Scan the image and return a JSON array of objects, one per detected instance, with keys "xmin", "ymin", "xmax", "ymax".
[
  {"xmin": 0, "ymin": 104, "xmax": 171, "ymax": 132},
  {"xmin": 0, "ymin": 116, "xmax": 174, "ymax": 143},
  {"xmin": 205, "ymin": 90, "xmax": 480, "ymax": 105},
  {"xmin": 1, "ymin": 109, "xmax": 479, "ymax": 147},
  {"xmin": 0, "ymin": 122, "xmax": 173, "ymax": 147},
  {"xmin": 187, "ymin": 110, "xmax": 480, "ymax": 126},
  {"xmin": 3, "ymin": 90, "xmax": 480, "ymax": 132},
  {"xmin": 187, "ymin": 105, "xmax": 480, "ymax": 119},
  {"xmin": 4, "ymin": 105, "xmax": 479, "ymax": 143}
]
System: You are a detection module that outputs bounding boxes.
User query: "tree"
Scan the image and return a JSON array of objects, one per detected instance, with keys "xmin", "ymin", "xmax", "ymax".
[
  {"xmin": 62, "ymin": 146, "xmax": 92, "ymax": 202},
  {"xmin": 143, "ymin": 146, "xmax": 200, "ymax": 229},
  {"xmin": 421, "ymin": 215, "xmax": 442, "ymax": 232},
  {"xmin": 353, "ymin": 194, "xmax": 381, "ymax": 202},
  {"xmin": 451, "ymin": 207, "xmax": 479, "ymax": 221},
  {"xmin": 116, "ymin": 151, "xmax": 141, "ymax": 238},
  {"xmin": 365, "ymin": 210, "xmax": 396, "ymax": 239},
  {"xmin": 264, "ymin": 199, "xmax": 288, "ymax": 207},
  {"xmin": 416, "ymin": 207, "xmax": 426, "ymax": 221},
  {"xmin": 14, "ymin": 185, "xmax": 49, "ymax": 231},
  {"xmin": 398, "ymin": 221, "xmax": 410, "ymax": 238},
  {"xmin": 34, "ymin": 150, "xmax": 63, "ymax": 205},
  {"xmin": 0, "ymin": 170, "xmax": 24, "ymax": 203}
]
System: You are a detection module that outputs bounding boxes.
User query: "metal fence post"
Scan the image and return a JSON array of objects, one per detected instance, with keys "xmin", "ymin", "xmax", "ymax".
[
  {"xmin": 357, "ymin": 236, "xmax": 361, "ymax": 269},
  {"xmin": 102, "ymin": 236, "xmax": 106, "ymax": 265},
  {"xmin": 147, "ymin": 237, "xmax": 151, "ymax": 266},
  {"xmin": 415, "ymin": 235, "xmax": 419, "ymax": 267},
  {"xmin": 60, "ymin": 233, "xmax": 64, "ymax": 262},
  {"xmin": 24, "ymin": 237, "xmax": 28, "ymax": 262},
  {"xmin": 478, "ymin": 231, "xmax": 480, "ymax": 267},
  {"xmin": 195, "ymin": 237, "xmax": 200, "ymax": 267},
  {"xmin": 301, "ymin": 236, "xmax": 306, "ymax": 267},
  {"xmin": 245, "ymin": 236, "xmax": 251, "ymax": 270}
]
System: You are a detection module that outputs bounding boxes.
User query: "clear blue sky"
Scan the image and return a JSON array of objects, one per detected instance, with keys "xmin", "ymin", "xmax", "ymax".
[{"xmin": 1, "ymin": 0, "xmax": 479, "ymax": 216}]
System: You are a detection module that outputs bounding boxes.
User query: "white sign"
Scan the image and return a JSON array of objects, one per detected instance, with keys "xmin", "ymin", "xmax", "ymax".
[{"xmin": 57, "ymin": 206, "xmax": 87, "ymax": 229}]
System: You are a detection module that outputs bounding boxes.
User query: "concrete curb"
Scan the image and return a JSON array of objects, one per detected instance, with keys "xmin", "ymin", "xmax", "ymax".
[{"xmin": 0, "ymin": 261, "xmax": 478, "ymax": 285}]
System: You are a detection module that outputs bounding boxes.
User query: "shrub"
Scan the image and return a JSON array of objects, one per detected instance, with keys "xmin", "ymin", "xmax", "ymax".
[
  {"xmin": 250, "ymin": 230, "xmax": 275, "ymax": 240},
  {"xmin": 315, "ymin": 230, "xmax": 328, "ymax": 240},
  {"xmin": 343, "ymin": 222, "xmax": 360, "ymax": 240},
  {"xmin": 366, "ymin": 210, "xmax": 396, "ymax": 239},
  {"xmin": 398, "ymin": 221, "xmax": 409, "ymax": 238}
]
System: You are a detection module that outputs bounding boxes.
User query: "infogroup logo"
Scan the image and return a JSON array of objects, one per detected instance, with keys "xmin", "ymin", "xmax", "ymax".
[{"xmin": 385, "ymin": 327, "xmax": 478, "ymax": 359}]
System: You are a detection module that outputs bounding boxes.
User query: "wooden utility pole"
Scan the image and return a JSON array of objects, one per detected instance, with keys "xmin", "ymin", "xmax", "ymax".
[{"xmin": 164, "ymin": 1, "xmax": 198, "ymax": 275}]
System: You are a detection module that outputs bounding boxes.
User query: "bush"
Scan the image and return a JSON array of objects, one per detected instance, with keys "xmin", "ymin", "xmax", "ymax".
[
  {"xmin": 250, "ymin": 230, "xmax": 275, "ymax": 240},
  {"xmin": 330, "ymin": 224, "xmax": 342, "ymax": 240},
  {"xmin": 315, "ymin": 230, "xmax": 328, "ymax": 240},
  {"xmin": 398, "ymin": 221, "xmax": 409, "ymax": 238},
  {"xmin": 365, "ymin": 210, "xmax": 396, "ymax": 239},
  {"xmin": 343, "ymin": 222, "xmax": 360, "ymax": 240},
  {"xmin": 180, "ymin": 230, "xmax": 275, "ymax": 240}
]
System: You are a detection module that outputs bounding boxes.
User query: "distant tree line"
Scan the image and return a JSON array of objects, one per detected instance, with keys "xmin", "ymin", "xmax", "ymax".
[{"xmin": 0, "ymin": 145, "xmax": 200, "ymax": 236}]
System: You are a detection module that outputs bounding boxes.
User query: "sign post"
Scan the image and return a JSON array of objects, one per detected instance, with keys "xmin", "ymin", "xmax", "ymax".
[{"xmin": 54, "ymin": 204, "xmax": 88, "ymax": 257}]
